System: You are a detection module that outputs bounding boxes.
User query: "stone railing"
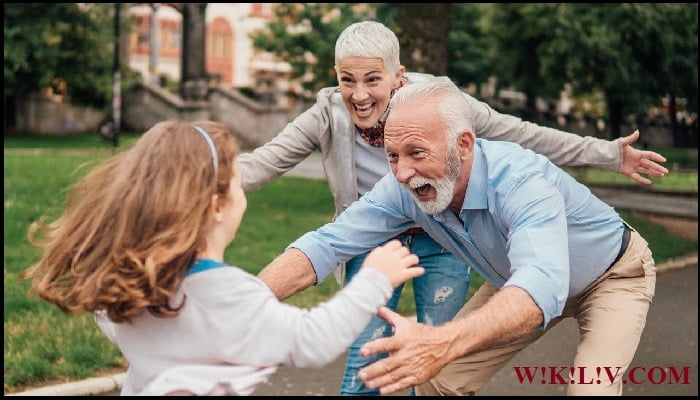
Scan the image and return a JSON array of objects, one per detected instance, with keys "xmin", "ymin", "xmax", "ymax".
[
  {"xmin": 15, "ymin": 82, "xmax": 309, "ymax": 150},
  {"xmin": 207, "ymin": 86, "xmax": 307, "ymax": 148},
  {"xmin": 121, "ymin": 82, "xmax": 308, "ymax": 148},
  {"xmin": 15, "ymin": 93, "xmax": 108, "ymax": 135},
  {"xmin": 121, "ymin": 82, "xmax": 209, "ymax": 134}
]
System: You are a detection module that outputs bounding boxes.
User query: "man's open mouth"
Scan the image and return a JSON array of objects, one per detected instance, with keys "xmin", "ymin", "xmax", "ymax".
[{"xmin": 414, "ymin": 183, "xmax": 432, "ymax": 197}]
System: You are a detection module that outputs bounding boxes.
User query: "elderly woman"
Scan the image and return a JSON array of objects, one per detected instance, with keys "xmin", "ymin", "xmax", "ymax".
[{"xmin": 240, "ymin": 21, "xmax": 667, "ymax": 396}]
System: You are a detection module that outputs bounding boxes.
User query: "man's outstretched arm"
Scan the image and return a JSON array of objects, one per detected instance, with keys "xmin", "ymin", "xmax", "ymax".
[{"xmin": 258, "ymin": 248, "xmax": 318, "ymax": 300}]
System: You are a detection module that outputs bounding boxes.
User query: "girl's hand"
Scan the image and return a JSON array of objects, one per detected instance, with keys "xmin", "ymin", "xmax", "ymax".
[{"xmin": 362, "ymin": 240, "xmax": 423, "ymax": 288}]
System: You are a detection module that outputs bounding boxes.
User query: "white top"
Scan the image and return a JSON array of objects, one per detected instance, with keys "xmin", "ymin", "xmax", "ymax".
[
  {"xmin": 354, "ymin": 133, "xmax": 391, "ymax": 195},
  {"xmin": 95, "ymin": 265, "xmax": 392, "ymax": 395}
]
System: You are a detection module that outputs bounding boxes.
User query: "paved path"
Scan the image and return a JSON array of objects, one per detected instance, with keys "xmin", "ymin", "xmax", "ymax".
[
  {"xmin": 589, "ymin": 186, "xmax": 698, "ymax": 219},
  {"xmin": 279, "ymin": 151, "xmax": 329, "ymax": 181}
]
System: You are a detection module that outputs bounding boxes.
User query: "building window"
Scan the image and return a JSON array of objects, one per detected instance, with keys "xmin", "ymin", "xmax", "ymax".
[
  {"xmin": 250, "ymin": 3, "xmax": 263, "ymax": 18},
  {"xmin": 206, "ymin": 17, "xmax": 233, "ymax": 84},
  {"xmin": 160, "ymin": 20, "xmax": 181, "ymax": 58},
  {"xmin": 250, "ymin": 3, "xmax": 273, "ymax": 19},
  {"xmin": 129, "ymin": 15, "xmax": 150, "ymax": 55}
]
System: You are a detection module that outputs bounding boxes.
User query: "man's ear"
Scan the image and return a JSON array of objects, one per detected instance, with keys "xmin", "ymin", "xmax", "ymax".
[
  {"xmin": 457, "ymin": 130, "xmax": 476, "ymax": 161},
  {"xmin": 210, "ymin": 194, "xmax": 224, "ymax": 223}
]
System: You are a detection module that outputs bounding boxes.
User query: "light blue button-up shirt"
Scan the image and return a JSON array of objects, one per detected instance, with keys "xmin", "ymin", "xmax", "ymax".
[{"xmin": 289, "ymin": 139, "xmax": 625, "ymax": 327}]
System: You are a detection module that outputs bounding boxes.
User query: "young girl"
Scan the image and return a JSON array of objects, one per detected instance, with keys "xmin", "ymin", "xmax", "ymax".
[{"xmin": 22, "ymin": 120, "xmax": 423, "ymax": 396}]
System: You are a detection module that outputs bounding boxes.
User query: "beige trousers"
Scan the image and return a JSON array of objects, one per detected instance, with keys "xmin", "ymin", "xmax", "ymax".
[{"xmin": 417, "ymin": 228, "xmax": 656, "ymax": 396}]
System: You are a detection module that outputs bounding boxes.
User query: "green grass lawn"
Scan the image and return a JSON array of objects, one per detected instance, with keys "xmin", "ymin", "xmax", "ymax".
[
  {"xmin": 3, "ymin": 132, "xmax": 141, "ymax": 149},
  {"xmin": 3, "ymin": 135, "xmax": 698, "ymax": 392},
  {"xmin": 564, "ymin": 167, "xmax": 698, "ymax": 192},
  {"xmin": 564, "ymin": 145, "xmax": 698, "ymax": 192}
]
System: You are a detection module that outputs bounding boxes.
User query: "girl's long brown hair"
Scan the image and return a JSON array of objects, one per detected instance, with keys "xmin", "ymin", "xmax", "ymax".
[{"xmin": 22, "ymin": 120, "xmax": 240, "ymax": 323}]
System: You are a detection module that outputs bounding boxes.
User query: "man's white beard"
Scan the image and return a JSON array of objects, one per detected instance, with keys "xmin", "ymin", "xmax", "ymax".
[{"xmin": 402, "ymin": 148, "xmax": 461, "ymax": 215}]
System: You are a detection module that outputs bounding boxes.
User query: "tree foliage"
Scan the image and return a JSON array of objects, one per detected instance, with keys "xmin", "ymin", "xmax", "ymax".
[
  {"xmin": 447, "ymin": 4, "xmax": 495, "ymax": 91},
  {"xmin": 4, "ymin": 3, "xmax": 116, "ymax": 108},
  {"xmin": 249, "ymin": 3, "xmax": 373, "ymax": 93},
  {"xmin": 547, "ymin": 5, "xmax": 667, "ymax": 136},
  {"xmin": 660, "ymin": 4, "xmax": 698, "ymax": 114},
  {"xmin": 488, "ymin": 4, "xmax": 698, "ymax": 138},
  {"xmin": 485, "ymin": 4, "xmax": 566, "ymax": 119}
]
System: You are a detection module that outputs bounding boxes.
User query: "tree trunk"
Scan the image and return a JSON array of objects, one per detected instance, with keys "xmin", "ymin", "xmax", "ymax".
[
  {"xmin": 4, "ymin": 94, "xmax": 17, "ymax": 136},
  {"xmin": 607, "ymin": 95, "xmax": 623, "ymax": 139},
  {"xmin": 524, "ymin": 90, "xmax": 537, "ymax": 121},
  {"xmin": 179, "ymin": 3, "xmax": 208, "ymax": 101},
  {"xmin": 668, "ymin": 94, "xmax": 683, "ymax": 147},
  {"xmin": 395, "ymin": 4, "xmax": 451, "ymax": 76}
]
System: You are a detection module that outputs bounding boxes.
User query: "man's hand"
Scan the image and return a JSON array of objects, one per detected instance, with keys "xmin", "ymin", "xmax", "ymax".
[
  {"xmin": 357, "ymin": 307, "xmax": 454, "ymax": 395},
  {"xmin": 620, "ymin": 130, "xmax": 669, "ymax": 185}
]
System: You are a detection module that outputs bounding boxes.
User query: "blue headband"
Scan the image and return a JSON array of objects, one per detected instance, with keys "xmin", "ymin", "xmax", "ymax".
[{"xmin": 192, "ymin": 125, "xmax": 218, "ymax": 175}]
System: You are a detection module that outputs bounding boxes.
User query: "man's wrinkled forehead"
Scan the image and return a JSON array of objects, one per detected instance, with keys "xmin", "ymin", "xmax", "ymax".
[
  {"xmin": 386, "ymin": 99, "xmax": 424, "ymax": 128},
  {"xmin": 385, "ymin": 102, "xmax": 442, "ymax": 146}
]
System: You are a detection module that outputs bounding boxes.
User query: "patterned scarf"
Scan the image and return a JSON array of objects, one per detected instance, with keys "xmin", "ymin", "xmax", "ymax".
[{"xmin": 357, "ymin": 76, "xmax": 408, "ymax": 148}]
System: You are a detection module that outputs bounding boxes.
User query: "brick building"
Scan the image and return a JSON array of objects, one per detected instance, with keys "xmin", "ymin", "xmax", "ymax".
[{"xmin": 126, "ymin": 3, "xmax": 300, "ymax": 106}]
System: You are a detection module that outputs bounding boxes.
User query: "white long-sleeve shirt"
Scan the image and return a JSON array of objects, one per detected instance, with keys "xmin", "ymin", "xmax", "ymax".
[{"xmin": 95, "ymin": 265, "xmax": 392, "ymax": 395}]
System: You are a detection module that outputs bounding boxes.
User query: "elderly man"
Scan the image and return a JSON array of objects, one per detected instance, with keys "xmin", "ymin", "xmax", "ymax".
[{"xmin": 259, "ymin": 80, "xmax": 656, "ymax": 396}]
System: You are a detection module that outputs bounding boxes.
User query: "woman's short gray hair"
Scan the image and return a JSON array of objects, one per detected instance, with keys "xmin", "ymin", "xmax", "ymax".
[
  {"xmin": 389, "ymin": 80, "xmax": 474, "ymax": 146},
  {"xmin": 334, "ymin": 21, "xmax": 401, "ymax": 74}
]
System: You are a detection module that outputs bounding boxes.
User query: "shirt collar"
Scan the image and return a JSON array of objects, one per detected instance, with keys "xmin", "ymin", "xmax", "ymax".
[{"xmin": 462, "ymin": 140, "xmax": 487, "ymax": 211}]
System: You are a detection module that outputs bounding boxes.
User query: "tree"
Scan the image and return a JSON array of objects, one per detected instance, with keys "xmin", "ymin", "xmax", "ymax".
[
  {"xmin": 250, "ymin": 3, "xmax": 373, "ymax": 93},
  {"xmin": 541, "ymin": 4, "xmax": 694, "ymax": 138},
  {"xmin": 394, "ymin": 4, "xmax": 451, "ymax": 76},
  {"xmin": 4, "ymin": 3, "xmax": 116, "ymax": 135},
  {"xmin": 4, "ymin": 4, "xmax": 116, "ymax": 106},
  {"xmin": 375, "ymin": 3, "xmax": 457, "ymax": 78},
  {"xmin": 483, "ymin": 4, "xmax": 697, "ymax": 139},
  {"xmin": 447, "ymin": 4, "xmax": 494, "ymax": 92},
  {"xmin": 658, "ymin": 4, "xmax": 698, "ymax": 146},
  {"xmin": 485, "ymin": 4, "xmax": 564, "ymax": 120}
]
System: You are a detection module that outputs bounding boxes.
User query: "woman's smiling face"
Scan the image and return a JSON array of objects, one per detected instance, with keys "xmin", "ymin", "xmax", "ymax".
[{"xmin": 336, "ymin": 56, "xmax": 403, "ymax": 130}]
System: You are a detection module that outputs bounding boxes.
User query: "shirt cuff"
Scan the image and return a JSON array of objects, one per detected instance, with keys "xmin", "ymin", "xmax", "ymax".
[
  {"xmin": 287, "ymin": 232, "xmax": 340, "ymax": 284},
  {"xmin": 502, "ymin": 266, "xmax": 566, "ymax": 329}
]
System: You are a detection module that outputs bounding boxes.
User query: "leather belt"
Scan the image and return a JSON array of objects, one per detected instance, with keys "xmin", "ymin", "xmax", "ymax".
[
  {"xmin": 396, "ymin": 227, "xmax": 426, "ymax": 238},
  {"xmin": 610, "ymin": 224, "xmax": 632, "ymax": 268}
]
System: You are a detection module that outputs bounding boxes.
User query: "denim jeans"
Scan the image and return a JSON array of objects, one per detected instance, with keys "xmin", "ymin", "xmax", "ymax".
[{"xmin": 339, "ymin": 232, "xmax": 472, "ymax": 396}]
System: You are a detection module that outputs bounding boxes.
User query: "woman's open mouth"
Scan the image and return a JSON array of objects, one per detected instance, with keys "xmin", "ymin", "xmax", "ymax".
[{"xmin": 354, "ymin": 102, "xmax": 375, "ymax": 119}]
